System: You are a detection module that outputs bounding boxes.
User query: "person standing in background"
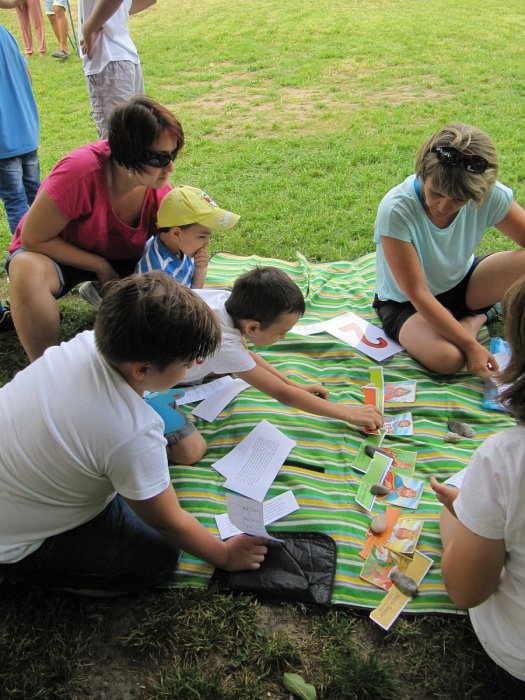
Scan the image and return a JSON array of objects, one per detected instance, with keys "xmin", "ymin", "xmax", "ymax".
[
  {"xmin": 14, "ymin": 0, "xmax": 46, "ymax": 56},
  {"xmin": 0, "ymin": 17, "xmax": 40, "ymax": 334},
  {"xmin": 43, "ymin": 0, "xmax": 69, "ymax": 59},
  {"xmin": 0, "ymin": 19, "xmax": 40, "ymax": 234},
  {"xmin": 78, "ymin": 0, "xmax": 155, "ymax": 139}
]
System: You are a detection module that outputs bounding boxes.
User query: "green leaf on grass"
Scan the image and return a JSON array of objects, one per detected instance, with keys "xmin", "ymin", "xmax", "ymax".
[{"xmin": 283, "ymin": 672, "xmax": 317, "ymax": 700}]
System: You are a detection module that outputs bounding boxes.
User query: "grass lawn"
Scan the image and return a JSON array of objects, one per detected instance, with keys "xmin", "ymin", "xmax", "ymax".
[{"xmin": 1, "ymin": 1, "xmax": 524, "ymax": 697}]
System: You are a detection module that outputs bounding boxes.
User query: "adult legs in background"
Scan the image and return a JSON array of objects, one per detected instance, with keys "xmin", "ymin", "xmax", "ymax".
[
  {"xmin": 86, "ymin": 61, "xmax": 144, "ymax": 139},
  {"xmin": 44, "ymin": 0, "xmax": 70, "ymax": 57},
  {"xmin": 0, "ymin": 151, "xmax": 40, "ymax": 235},
  {"xmin": 15, "ymin": 0, "xmax": 46, "ymax": 55}
]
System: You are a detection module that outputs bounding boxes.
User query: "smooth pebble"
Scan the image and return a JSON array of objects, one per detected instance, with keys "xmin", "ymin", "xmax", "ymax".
[
  {"xmin": 390, "ymin": 571, "xmax": 419, "ymax": 597},
  {"xmin": 370, "ymin": 514, "xmax": 387, "ymax": 534}
]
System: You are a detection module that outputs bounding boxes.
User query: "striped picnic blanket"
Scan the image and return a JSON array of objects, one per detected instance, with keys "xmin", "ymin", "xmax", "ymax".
[{"xmin": 169, "ymin": 252, "xmax": 514, "ymax": 612}]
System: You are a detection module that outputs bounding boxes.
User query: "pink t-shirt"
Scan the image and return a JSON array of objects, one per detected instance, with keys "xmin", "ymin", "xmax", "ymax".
[{"xmin": 10, "ymin": 140, "xmax": 171, "ymax": 260}]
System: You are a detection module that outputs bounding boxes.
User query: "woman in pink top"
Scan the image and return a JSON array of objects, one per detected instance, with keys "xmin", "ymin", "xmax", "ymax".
[{"xmin": 8, "ymin": 95, "xmax": 183, "ymax": 361}]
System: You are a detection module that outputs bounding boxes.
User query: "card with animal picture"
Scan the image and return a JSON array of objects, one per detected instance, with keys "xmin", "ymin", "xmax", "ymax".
[
  {"xmin": 360, "ymin": 544, "xmax": 412, "ymax": 592},
  {"xmin": 384, "ymin": 381, "xmax": 416, "ymax": 404},
  {"xmin": 386, "ymin": 517, "xmax": 424, "ymax": 555},
  {"xmin": 375, "ymin": 471, "xmax": 424, "ymax": 510}
]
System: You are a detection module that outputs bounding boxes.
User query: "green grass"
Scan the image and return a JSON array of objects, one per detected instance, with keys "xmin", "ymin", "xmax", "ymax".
[{"xmin": 1, "ymin": 1, "xmax": 525, "ymax": 697}]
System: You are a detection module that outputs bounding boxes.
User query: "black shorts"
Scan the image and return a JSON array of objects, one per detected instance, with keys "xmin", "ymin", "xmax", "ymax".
[
  {"xmin": 6, "ymin": 250, "xmax": 138, "ymax": 299},
  {"xmin": 373, "ymin": 255, "xmax": 492, "ymax": 342}
]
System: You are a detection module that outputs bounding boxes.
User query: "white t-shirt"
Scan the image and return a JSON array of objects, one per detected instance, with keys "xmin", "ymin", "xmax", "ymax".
[
  {"xmin": 0, "ymin": 331, "xmax": 170, "ymax": 563},
  {"xmin": 183, "ymin": 289, "xmax": 256, "ymax": 383},
  {"xmin": 79, "ymin": 0, "xmax": 139, "ymax": 76},
  {"xmin": 454, "ymin": 426, "xmax": 525, "ymax": 680},
  {"xmin": 374, "ymin": 175, "xmax": 513, "ymax": 302}
]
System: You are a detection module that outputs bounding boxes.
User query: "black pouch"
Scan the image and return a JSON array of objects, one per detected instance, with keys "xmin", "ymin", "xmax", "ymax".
[{"xmin": 210, "ymin": 532, "xmax": 336, "ymax": 605}]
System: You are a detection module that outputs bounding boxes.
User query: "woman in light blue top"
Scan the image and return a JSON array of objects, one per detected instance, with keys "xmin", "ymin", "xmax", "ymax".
[{"xmin": 373, "ymin": 123, "xmax": 525, "ymax": 378}]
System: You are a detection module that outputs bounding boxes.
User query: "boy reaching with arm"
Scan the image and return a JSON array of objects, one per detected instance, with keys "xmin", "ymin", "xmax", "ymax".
[
  {"xmin": 0, "ymin": 272, "xmax": 266, "ymax": 595},
  {"xmin": 184, "ymin": 266, "xmax": 383, "ymax": 432}
]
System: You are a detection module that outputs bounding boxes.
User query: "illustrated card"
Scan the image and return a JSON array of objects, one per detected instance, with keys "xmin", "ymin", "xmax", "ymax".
[
  {"xmin": 360, "ymin": 544, "xmax": 412, "ymax": 591},
  {"xmin": 375, "ymin": 472, "xmax": 424, "ymax": 510},
  {"xmin": 383, "ymin": 412, "xmax": 414, "ymax": 436},
  {"xmin": 351, "ymin": 431, "xmax": 386, "ymax": 474},
  {"xmin": 385, "ymin": 381, "xmax": 416, "ymax": 404},
  {"xmin": 354, "ymin": 452, "xmax": 392, "ymax": 512},
  {"xmin": 370, "ymin": 551, "xmax": 434, "ymax": 630},
  {"xmin": 358, "ymin": 506, "xmax": 401, "ymax": 560},
  {"xmin": 386, "ymin": 517, "xmax": 424, "ymax": 554}
]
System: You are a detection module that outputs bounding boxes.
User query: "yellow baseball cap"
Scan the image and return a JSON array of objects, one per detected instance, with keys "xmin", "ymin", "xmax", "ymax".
[{"xmin": 157, "ymin": 186, "xmax": 240, "ymax": 231}]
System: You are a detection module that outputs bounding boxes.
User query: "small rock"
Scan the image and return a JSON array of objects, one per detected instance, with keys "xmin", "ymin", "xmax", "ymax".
[
  {"xmin": 364, "ymin": 445, "xmax": 377, "ymax": 458},
  {"xmin": 390, "ymin": 571, "xmax": 419, "ymax": 597},
  {"xmin": 370, "ymin": 483, "xmax": 390, "ymax": 496},
  {"xmin": 448, "ymin": 420, "xmax": 475, "ymax": 438},
  {"xmin": 370, "ymin": 514, "xmax": 387, "ymax": 534},
  {"xmin": 444, "ymin": 431, "xmax": 461, "ymax": 444}
]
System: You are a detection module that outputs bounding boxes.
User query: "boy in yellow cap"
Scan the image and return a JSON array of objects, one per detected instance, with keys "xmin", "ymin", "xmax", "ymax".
[{"xmin": 135, "ymin": 185, "xmax": 240, "ymax": 288}]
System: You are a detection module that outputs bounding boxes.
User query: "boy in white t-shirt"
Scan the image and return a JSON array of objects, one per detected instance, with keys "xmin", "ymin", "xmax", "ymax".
[
  {"xmin": 0, "ymin": 272, "xmax": 267, "ymax": 594},
  {"xmin": 183, "ymin": 267, "xmax": 383, "ymax": 433},
  {"xmin": 78, "ymin": 0, "xmax": 155, "ymax": 138},
  {"xmin": 136, "ymin": 185, "xmax": 240, "ymax": 289}
]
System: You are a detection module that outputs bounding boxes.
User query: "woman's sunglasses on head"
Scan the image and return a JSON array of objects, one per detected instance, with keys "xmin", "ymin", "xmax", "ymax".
[
  {"xmin": 142, "ymin": 149, "xmax": 179, "ymax": 168},
  {"xmin": 431, "ymin": 146, "xmax": 493, "ymax": 174}
]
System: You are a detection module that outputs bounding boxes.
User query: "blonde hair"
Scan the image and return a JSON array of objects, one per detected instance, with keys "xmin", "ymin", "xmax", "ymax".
[{"xmin": 415, "ymin": 123, "xmax": 498, "ymax": 204}]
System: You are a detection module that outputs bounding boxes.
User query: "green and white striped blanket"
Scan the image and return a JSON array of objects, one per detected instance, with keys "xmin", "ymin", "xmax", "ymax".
[{"xmin": 169, "ymin": 252, "xmax": 514, "ymax": 612}]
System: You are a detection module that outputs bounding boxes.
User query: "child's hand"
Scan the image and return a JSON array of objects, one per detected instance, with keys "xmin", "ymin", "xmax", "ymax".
[
  {"xmin": 302, "ymin": 383, "xmax": 329, "ymax": 399},
  {"xmin": 346, "ymin": 405, "xmax": 383, "ymax": 431},
  {"xmin": 194, "ymin": 246, "xmax": 210, "ymax": 271},
  {"xmin": 222, "ymin": 535, "xmax": 268, "ymax": 571},
  {"xmin": 430, "ymin": 476, "xmax": 459, "ymax": 517}
]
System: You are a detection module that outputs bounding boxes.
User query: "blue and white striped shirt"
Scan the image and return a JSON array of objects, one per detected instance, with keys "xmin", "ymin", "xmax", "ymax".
[{"xmin": 135, "ymin": 236, "xmax": 195, "ymax": 287}]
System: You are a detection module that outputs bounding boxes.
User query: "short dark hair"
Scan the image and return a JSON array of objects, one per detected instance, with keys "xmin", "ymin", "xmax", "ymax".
[
  {"xmin": 500, "ymin": 275, "xmax": 525, "ymax": 423},
  {"xmin": 95, "ymin": 272, "xmax": 220, "ymax": 371},
  {"xmin": 225, "ymin": 267, "xmax": 305, "ymax": 328},
  {"xmin": 108, "ymin": 95, "xmax": 184, "ymax": 174}
]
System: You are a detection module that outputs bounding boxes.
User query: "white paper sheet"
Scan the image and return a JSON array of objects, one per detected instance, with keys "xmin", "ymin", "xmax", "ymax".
[
  {"xmin": 212, "ymin": 420, "xmax": 296, "ymax": 501},
  {"xmin": 290, "ymin": 321, "xmax": 326, "ymax": 336},
  {"xmin": 225, "ymin": 494, "xmax": 284, "ymax": 542},
  {"xmin": 320, "ymin": 311, "xmax": 403, "ymax": 362},
  {"xmin": 192, "ymin": 378, "xmax": 250, "ymax": 422},
  {"xmin": 176, "ymin": 376, "xmax": 234, "ymax": 405},
  {"xmin": 215, "ymin": 490, "xmax": 300, "ymax": 539}
]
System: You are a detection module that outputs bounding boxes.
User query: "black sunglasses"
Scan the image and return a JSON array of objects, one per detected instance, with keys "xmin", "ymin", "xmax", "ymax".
[
  {"xmin": 142, "ymin": 148, "xmax": 178, "ymax": 168},
  {"xmin": 431, "ymin": 146, "xmax": 493, "ymax": 174}
]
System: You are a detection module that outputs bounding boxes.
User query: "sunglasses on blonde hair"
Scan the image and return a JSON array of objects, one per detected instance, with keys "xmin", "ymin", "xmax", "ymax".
[{"xmin": 431, "ymin": 146, "xmax": 493, "ymax": 174}]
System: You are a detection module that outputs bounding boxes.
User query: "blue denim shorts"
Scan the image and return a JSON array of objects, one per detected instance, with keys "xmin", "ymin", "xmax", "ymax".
[{"xmin": 0, "ymin": 495, "xmax": 180, "ymax": 592}]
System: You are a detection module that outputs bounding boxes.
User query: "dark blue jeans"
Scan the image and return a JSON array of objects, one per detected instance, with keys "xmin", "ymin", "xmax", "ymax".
[
  {"xmin": 0, "ymin": 150, "xmax": 40, "ymax": 234},
  {"xmin": 0, "ymin": 496, "xmax": 180, "ymax": 592}
]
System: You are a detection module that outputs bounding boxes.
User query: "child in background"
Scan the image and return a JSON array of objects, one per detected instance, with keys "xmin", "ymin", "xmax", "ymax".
[
  {"xmin": 431, "ymin": 275, "xmax": 525, "ymax": 684},
  {"xmin": 136, "ymin": 185, "xmax": 239, "ymax": 288},
  {"xmin": 0, "ymin": 272, "xmax": 267, "ymax": 594},
  {"xmin": 183, "ymin": 266, "xmax": 383, "ymax": 433}
]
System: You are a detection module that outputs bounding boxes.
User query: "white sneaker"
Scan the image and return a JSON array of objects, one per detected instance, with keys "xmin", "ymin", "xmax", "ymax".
[{"xmin": 78, "ymin": 281, "xmax": 102, "ymax": 308}]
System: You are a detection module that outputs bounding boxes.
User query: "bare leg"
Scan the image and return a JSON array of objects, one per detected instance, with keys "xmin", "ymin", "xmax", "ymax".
[
  {"xmin": 46, "ymin": 13, "xmax": 61, "ymax": 45},
  {"xmin": 8, "ymin": 252, "xmax": 62, "ymax": 362},
  {"xmin": 53, "ymin": 6, "xmax": 69, "ymax": 52},
  {"xmin": 466, "ymin": 250, "xmax": 525, "ymax": 308},
  {"xmin": 166, "ymin": 431, "xmax": 207, "ymax": 465},
  {"xmin": 399, "ymin": 312, "xmax": 487, "ymax": 375}
]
